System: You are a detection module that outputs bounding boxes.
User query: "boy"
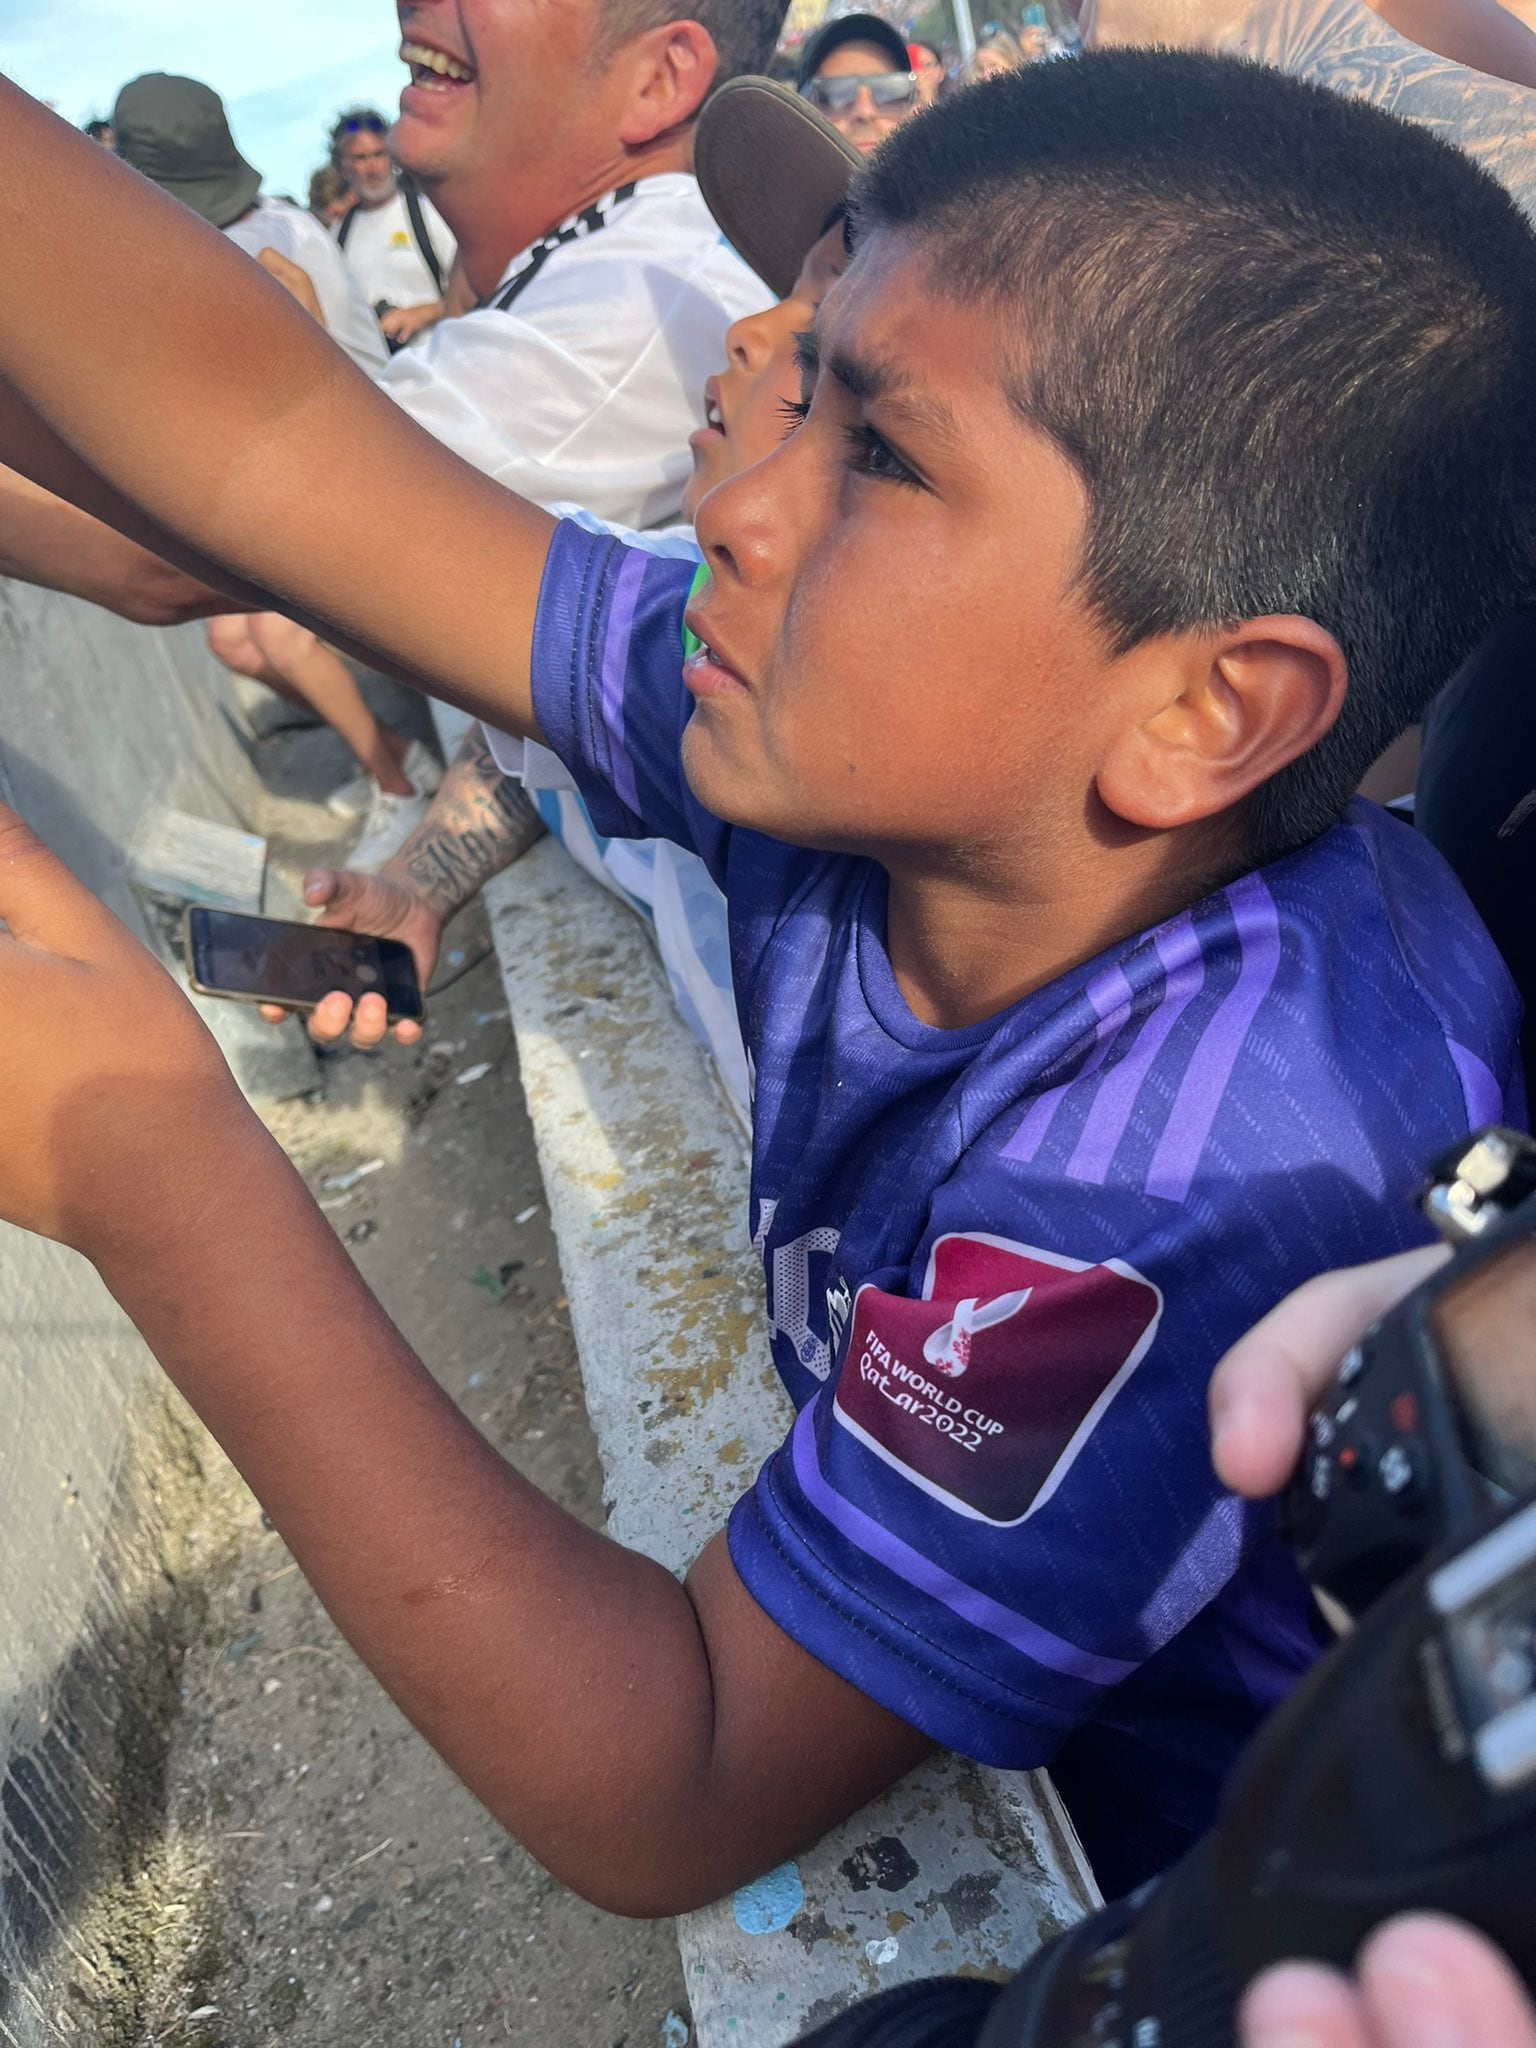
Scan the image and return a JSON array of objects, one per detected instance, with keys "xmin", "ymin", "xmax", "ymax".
[{"xmin": 0, "ymin": 52, "xmax": 1530, "ymax": 1906}]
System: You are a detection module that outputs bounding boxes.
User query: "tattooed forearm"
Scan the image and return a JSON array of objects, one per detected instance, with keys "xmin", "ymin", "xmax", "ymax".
[
  {"xmin": 391, "ymin": 725, "xmax": 547, "ymax": 920},
  {"xmin": 1088, "ymin": 3, "xmax": 1536, "ymax": 206}
]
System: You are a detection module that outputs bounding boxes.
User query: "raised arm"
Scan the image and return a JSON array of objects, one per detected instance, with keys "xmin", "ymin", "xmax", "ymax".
[
  {"xmin": 0, "ymin": 83, "xmax": 551, "ymax": 740},
  {"xmin": 0, "ymin": 808, "xmax": 929, "ymax": 1915},
  {"xmin": 0, "ymin": 463, "xmax": 235, "ymax": 626},
  {"xmin": 1368, "ymin": 0, "xmax": 1536, "ymax": 86}
]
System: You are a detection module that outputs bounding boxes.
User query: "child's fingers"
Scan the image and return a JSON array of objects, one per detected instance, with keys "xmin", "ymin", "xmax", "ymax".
[
  {"xmin": 1240, "ymin": 1959, "xmax": 1372, "ymax": 2048},
  {"xmin": 1209, "ymin": 1246, "xmax": 1449, "ymax": 1497},
  {"xmin": 1357, "ymin": 1917, "xmax": 1536, "ymax": 2048},
  {"xmin": 347, "ymin": 993, "xmax": 390, "ymax": 1051},
  {"xmin": 257, "ymin": 1003, "xmax": 290, "ymax": 1027},
  {"xmin": 302, "ymin": 867, "xmax": 343, "ymax": 910},
  {"xmin": 392, "ymin": 1016, "xmax": 424, "ymax": 1047},
  {"xmin": 307, "ymin": 991, "xmax": 357, "ymax": 1043}
]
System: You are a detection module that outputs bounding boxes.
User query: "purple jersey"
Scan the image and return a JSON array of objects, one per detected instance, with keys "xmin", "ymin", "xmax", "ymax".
[{"xmin": 532, "ymin": 521, "xmax": 1524, "ymax": 1893}]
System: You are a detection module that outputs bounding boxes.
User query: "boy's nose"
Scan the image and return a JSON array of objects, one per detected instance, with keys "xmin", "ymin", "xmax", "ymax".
[{"xmin": 726, "ymin": 313, "xmax": 773, "ymax": 373}]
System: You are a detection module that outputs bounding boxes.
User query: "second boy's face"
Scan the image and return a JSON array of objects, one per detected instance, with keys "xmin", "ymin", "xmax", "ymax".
[
  {"xmin": 684, "ymin": 233, "xmax": 1113, "ymax": 867},
  {"xmin": 683, "ymin": 225, "xmax": 849, "ymax": 522}
]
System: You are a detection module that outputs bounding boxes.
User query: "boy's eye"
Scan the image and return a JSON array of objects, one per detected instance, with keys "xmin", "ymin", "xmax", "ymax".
[
  {"xmin": 777, "ymin": 395, "xmax": 811, "ymax": 439},
  {"xmin": 840, "ymin": 421, "xmax": 922, "ymax": 490}
]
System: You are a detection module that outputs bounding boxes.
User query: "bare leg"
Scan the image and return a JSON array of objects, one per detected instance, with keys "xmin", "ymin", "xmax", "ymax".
[
  {"xmin": 206, "ymin": 611, "xmax": 293, "ymax": 692},
  {"xmin": 247, "ymin": 613, "xmax": 412, "ymax": 794},
  {"xmin": 206, "ymin": 611, "xmax": 334, "ymax": 726}
]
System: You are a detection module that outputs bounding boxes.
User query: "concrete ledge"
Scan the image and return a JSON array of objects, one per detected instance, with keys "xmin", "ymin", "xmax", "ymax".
[{"xmin": 480, "ymin": 835, "xmax": 1097, "ymax": 2044}]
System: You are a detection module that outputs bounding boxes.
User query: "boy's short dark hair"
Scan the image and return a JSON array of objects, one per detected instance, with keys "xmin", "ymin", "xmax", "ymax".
[
  {"xmin": 858, "ymin": 53, "xmax": 1536, "ymax": 859},
  {"xmin": 597, "ymin": 0, "xmax": 790, "ymax": 100}
]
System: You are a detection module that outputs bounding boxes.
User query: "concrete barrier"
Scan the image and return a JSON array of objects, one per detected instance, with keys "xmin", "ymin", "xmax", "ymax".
[{"xmin": 0, "ymin": 582, "xmax": 292, "ymax": 2045}]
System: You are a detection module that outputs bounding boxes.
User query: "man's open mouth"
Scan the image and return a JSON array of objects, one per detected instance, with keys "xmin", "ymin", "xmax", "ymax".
[{"xmin": 400, "ymin": 39, "xmax": 477, "ymax": 87}]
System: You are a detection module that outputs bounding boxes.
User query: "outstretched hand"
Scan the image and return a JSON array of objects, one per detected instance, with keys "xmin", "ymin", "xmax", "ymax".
[
  {"xmin": 0, "ymin": 803, "xmax": 251, "ymax": 1256},
  {"xmin": 1212, "ymin": 1246, "xmax": 1536, "ymax": 2044},
  {"xmin": 257, "ymin": 864, "xmax": 441, "ymax": 1049},
  {"xmin": 1241, "ymin": 1914, "xmax": 1536, "ymax": 2048},
  {"xmin": 1207, "ymin": 1243, "xmax": 1449, "ymax": 1498}
]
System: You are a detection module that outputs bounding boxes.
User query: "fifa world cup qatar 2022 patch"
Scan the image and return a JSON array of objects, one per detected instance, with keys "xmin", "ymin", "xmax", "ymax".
[{"xmin": 832, "ymin": 1233, "xmax": 1162, "ymax": 1525}]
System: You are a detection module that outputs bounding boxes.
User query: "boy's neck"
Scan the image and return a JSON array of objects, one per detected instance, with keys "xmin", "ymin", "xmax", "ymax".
[{"xmin": 883, "ymin": 837, "xmax": 1240, "ymax": 1031}]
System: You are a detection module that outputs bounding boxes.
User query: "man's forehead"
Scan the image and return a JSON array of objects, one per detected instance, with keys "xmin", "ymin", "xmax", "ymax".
[{"xmin": 818, "ymin": 38, "xmax": 902, "ymax": 73}]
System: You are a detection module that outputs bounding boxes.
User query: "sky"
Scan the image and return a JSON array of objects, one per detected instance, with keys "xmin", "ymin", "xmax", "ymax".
[{"xmin": 0, "ymin": 0, "xmax": 411, "ymax": 200}]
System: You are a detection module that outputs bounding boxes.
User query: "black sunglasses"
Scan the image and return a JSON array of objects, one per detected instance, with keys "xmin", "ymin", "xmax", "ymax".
[{"xmin": 801, "ymin": 73, "xmax": 918, "ymax": 114}]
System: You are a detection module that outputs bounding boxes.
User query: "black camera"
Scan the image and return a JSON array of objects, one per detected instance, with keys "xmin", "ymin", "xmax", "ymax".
[
  {"xmin": 799, "ymin": 1128, "xmax": 1536, "ymax": 2048},
  {"xmin": 373, "ymin": 300, "xmax": 406, "ymax": 354}
]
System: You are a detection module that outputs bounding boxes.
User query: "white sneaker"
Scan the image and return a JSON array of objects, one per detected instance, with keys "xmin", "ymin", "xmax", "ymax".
[
  {"xmin": 325, "ymin": 768, "xmax": 375, "ymax": 820},
  {"xmin": 348, "ymin": 787, "xmax": 432, "ymax": 871},
  {"xmin": 326, "ymin": 739, "xmax": 444, "ymax": 820},
  {"xmin": 401, "ymin": 738, "xmax": 444, "ymax": 799}
]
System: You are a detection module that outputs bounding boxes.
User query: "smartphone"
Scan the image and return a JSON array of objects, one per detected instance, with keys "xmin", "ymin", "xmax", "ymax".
[{"xmin": 183, "ymin": 907, "xmax": 425, "ymax": 1022}]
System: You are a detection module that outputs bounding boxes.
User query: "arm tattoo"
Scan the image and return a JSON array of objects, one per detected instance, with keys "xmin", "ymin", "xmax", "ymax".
[
  {"xmin": 1253, "ymin": 0, "xmax": 1536, "ymax": 186},
  {"xmin": 393, "ymin": 725, "xmax": 547, "ymax": 919},
  {"xmin": 1091, "ymin": 3, "xmax": 1536, "ymax": 204},
  {"xmin": 1188, "ymin": 1, "xmax": 1536, "ymax": 209}
]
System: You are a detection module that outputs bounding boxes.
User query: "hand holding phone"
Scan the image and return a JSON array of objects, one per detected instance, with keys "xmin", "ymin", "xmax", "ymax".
[
  {"xmin": 185, "ymin": 907, "xmax": 425, "ymax": 1025},
  {"xmin": 266, "ymin": 866, "xmax": 444, "ymax": 1050}
]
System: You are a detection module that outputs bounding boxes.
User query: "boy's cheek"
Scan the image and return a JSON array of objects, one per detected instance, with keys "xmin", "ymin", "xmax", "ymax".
[
  {"xmin": 680, "ymin": 709, "xmax": 781, "ymax": 827},
  {"xmin": 680, "ymin": 696, "xmax": 844, "ymax": 842}
]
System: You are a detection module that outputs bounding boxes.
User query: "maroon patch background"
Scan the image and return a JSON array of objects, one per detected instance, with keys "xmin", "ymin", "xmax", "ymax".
[{"xmin": 833, "ymin": 1235, "xmax": 1161, "ymax": 1523}]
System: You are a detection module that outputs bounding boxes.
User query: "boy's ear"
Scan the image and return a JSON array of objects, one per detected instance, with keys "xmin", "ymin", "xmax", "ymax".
[
  {"xmin": 614, "ymin": 20, "xmax": 719, "ymax": 148},
  {"xmin": 1096, "ymin": 616, "xmax": 1347, "ymax": 832}
]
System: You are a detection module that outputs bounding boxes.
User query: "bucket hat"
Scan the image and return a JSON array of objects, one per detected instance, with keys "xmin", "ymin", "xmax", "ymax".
[{"xmin": 113, "ymin": 74, "xmax": 262, "ymax": 229}]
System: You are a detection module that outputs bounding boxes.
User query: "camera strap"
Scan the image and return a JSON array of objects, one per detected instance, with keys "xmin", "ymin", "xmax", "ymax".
[
  {"xmin": 338, "ymin": 180, "xmax": 448, "ymax": 295},
  {"xmin": 402, "ymin": 181, "xmax": 446, "ymax": 294},
  {"xmin": 489, "ymin": 184, "xmax": 639, "ymax": 314}
]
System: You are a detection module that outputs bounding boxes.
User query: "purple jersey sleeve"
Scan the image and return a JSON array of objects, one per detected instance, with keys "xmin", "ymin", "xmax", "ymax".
[
  {"xmin": 728, "ymin": 1212, "xmax": 1307, "ymax": 1777},
  {"xmin": 530, "ymin": 518, "xmax": 731, "ymax": 875}
]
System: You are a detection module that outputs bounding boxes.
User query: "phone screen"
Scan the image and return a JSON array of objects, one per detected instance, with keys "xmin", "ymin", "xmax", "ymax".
[{"xmin": 186, "ymin": 908, "xmax": 425, "ymax": 1020}]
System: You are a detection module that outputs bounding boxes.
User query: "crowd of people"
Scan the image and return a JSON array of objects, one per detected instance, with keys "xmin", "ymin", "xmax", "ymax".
[{"xmin": 4, "ymin": 0, "xmax": 1536, "ymax": 2041}]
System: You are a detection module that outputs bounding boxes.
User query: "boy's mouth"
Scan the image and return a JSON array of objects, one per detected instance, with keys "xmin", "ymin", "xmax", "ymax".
[
  {"xmin": 682, "ymin": 607, "xmax": 750, "ymax": 700},
  {"xmin": 400, "ymin": 38, "xmax": 478, "ymax": 90},
  {"xmin": 690, "ymin": 378, "xmax": 727, "ymax": 452}
]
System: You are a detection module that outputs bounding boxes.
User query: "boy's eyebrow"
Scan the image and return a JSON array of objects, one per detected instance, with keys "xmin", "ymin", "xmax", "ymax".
[
  {"xmin": 822, "ymin": 336, "xmax": 962, "ymax": 449},
  {"xmin": 793, "ymin": 327, "xmax": 820, "ymax": 383}
]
